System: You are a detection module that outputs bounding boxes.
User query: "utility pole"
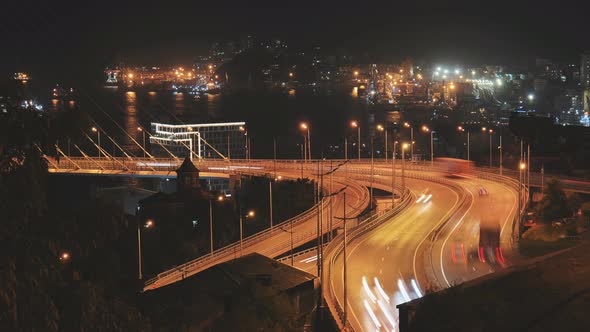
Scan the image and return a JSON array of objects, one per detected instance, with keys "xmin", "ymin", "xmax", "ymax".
[
  {"xmin": 467, "ymin": 131, "xmax": 471, "ymax": 161},
  {"xmin": 410, "ymin": 126, "xmax": 414, "ymax": 162},
  {"xmin": 329, "ymin": 160, "xmax": 333, "ymax": 241},
  {"xmin": 303, "ymin": 134, "xmax": 307, "ymax": 160},
  {"xmin": 499, "ymin": 135, "xmax": 503, "ymax": 175},
  {"xmin": 357, "ymin": 125, "xmax": 361, "ymax": 161},
  {"xmin": 300, "ymin": 144, "xmax": 304, "ymax": 179},
  {"xmin": 370, "ymin": 135, "xmax": 374, "ymax": 213},
  {"xmin": 430, "ymin": 131, "xmax": 434, "ymax": 166},
  {"xmin": 343, "ymin": 192, "xmax": 348, "ymax": 328},
  {"xmin": 344, "ymin": 137, "xmax": 348, "ymax": 160},
  {"xmin": 290, "ymin": 215, "xmax": 294, "ymax": 266},
  {"xmin": 239, "ymin": 213, "xmax": 243, "ymax": 255},
  {"xmin": 227, "ymin": 134, "xmax": 231, "ymax": 160},
  {"xmin": 527, "ymin": 143, "xmax": 531, "ymax": 202},
  {"xmin": 385, "ymin": 129, "xmax": 388, "ymax": 162},
  {"xmin": 489, "ymin": 131, "xmax": 493, "ymax": 168},
  {"xmin": 315, "ymin": 162, "xmax": 323, "ymax": 323},
  {"xmin": 541, "ymin": 164, "xmax": 545, "ymax": 195},
  {"xmin": 137, "ymin": 215, "xmax": 142, "ymax": 280},
  {"xmin": 269, "ymin": 180, "xmax": 273, "ymax": 229},
  {"xmin": 273, "ymin": 138, "xmax": 277, "ymax": 179},
  {"xmin": 392, "ymin": 141, "xmax": 397, "ymax": 208},
  {"xmin": 209, "ymin": 200, "xmax": 214, "ymax": 254},
  {"xmin": 402, "ymin": 144, "xmax": 406, "ymax": 192},
  {"xmin": 307, "ymin": 128, "xmax": 311, "ymax": 160}
]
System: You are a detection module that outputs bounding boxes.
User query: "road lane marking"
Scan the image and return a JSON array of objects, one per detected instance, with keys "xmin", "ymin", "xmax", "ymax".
[
  {"xmin": 440, "ymin": 183, "xmax": 475, "ymax": 287},
  {"xmin": 412, "ymin": 183, "xmax": 461, "ymax": 291}
]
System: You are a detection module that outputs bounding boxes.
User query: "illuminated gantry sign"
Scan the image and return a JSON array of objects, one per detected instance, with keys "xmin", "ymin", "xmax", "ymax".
[{"xmin": 150, "ymin": 122, "xmax": 247, "ymax": 160}]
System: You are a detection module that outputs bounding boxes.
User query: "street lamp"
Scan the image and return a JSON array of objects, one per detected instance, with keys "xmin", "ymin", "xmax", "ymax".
[
  {"xmin": 300, "ymin": 122, "xmax": 311, "ymax": 160},
  {"xmin": 422, "ymin": 126, "xmax": 434, "ymax": 166},
  {"xmin": 239, "ymin": 126, "xmax": 250, "ymax": 160},
  {"xmin": 518, "ymin": 162, "xmax": 526, "ymax": 228},
  {"xmin": 351, "ymin": 120, "xmax": 360, "ymax": 161},
  {"xmin": 404, "ymin": 122, "xmax": 414, "ymax": 162},
  {"xmin": 91, "ymin": 127, "xmax": 101, "ymax": 158},
  {"xmin": 137, "ymin": 127, "xmax": 146, "ymax": 158},
  {"xmin": 59, "ymin": 251, "xmax": 71, "ymax": 262},
  {"xmin": 269, "ymin": 176, "xmax": 281, "ymax": 230},
  {"xmin": 488, "ymin": 129, "xmax": 494, "ymax": 168},
  {"xmin": 239, "ymin": 208, "xmax": 256, "ymax": 256},
  {"xmin": 377, "ymin": 124, "xmax": 387, "ymax": 162},
  {"xmin": 209, "ymin": 195, "xmax": 224, "ymax": 254},
  {"xmin": 402, "ymin": 143, "xmax": 409, "ymax": 191},
  {"xmin": 138, "ymin": 218, "xmax": 154, "ymax": 280},
  {"xmin": 457, "ymin": 125, "xmax": 469, "ymax": 161},
  {"xmin": 392, "ymin": 140, "xmax": 398, "ymax": 207}
]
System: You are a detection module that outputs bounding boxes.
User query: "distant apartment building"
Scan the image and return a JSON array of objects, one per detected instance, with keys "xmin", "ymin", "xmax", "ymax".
[
  {"xmin": 581, "ymin": 51, "xmax": 590, "ymax": 88},
  {"xmin": 582, "ymin": 52, "xmax": 590, "ymax": 112}
]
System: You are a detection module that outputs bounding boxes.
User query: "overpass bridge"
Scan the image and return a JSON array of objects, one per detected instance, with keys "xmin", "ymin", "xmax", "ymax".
[
  {"xmin": 43, "ymin": 155, "xmax": 590, "ymax": 331},
  {"xmin": 45, "ymin": 156, "xmax": 590, "ymax": 194}
]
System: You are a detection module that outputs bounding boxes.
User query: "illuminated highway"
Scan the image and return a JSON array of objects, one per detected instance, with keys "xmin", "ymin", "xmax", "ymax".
[
  {"xmin": 432, "ymin": 176, "xmax": 519, "ymax": 287},
  {"xmin": 328, "ymin": 176, "xmax": 463, "ymax": 331},
  {"xmin": 44, "ymin": 156, "xmax": 585, "ymax": 331}
]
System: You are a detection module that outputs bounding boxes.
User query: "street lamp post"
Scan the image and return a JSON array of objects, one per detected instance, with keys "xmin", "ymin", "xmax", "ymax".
[
  {"xmin": 392, "ymin": 141, "xmax": 398, "ymax": 208},
  {"xmin": 527, "ymin": 143, "xmax": 531, "ymax": 201},
  {"xmin": 92, "ymin": 127, "xmax": 101, "ymax": 158},
  {"xmin": 422, "ymin": 125, "xmax": 434, "ymax": 166},
  {"xmin": 239, "ymin": 209, "xmax": 255, "ymax": 256},
  {"xmin": 209, "ymin": 195, "xmax": 224, "ymax": 254},
  {"xmin": 300, "ymin": 144, "xmax": 304, "ymax": 178},
  {"xmin": 342, "ymin": 192, "xmax": 348, "ymax": 326},
  {"xmin": 430, "ymin": 131, "xmax": 434, "ymax": 166},
  {"xmin": 404, "ymin": 122, "xmax": 414, "ymax": 162},
  {"xmin": 402, "ymin": 143, "xmax": 409, "ymax": 191},
  {"xmin": 351, "ymin": 121, "xmax": 360, "ymax": 161},
  {"xmin": 458, "ymin": 125, "xmax": 469, "ymax": 161},
  {"xmin": 377, "ymin": 124, "xmax": 387, "ymax": 162},
  {"xmin": 269, "ymin": 179, "xmax": 274, "ymax": 229},
  {"xmin": 499, "ymin": 134, "xmax": 503, "ymax": 175},
  {"xmin": 489, "ymin": 129, "xmax": 494, "ymax": 168},
  {"xmin": 518, "ymin": 162, "xmax": 526, "ymax": 234},
  {"xmin": 344, "ymin": 137, "xmax": 348, "ymax": 160},
  {"xmin": 299, "ymin": 122, "xmax": 311, "ymax": 161},
  {"xmin": 137, "ymin": 218, "xmax": 154, "ymax": 280},
  {"xmin": 137, "ymin": 127, "xmax": 146, "ymax": 158},
  {"xmin": 370, "ymin": 135, "xmax": 374, "ymax": 213}
]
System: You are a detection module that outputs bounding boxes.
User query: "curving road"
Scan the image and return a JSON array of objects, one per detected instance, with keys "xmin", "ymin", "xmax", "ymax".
[
  {"xmin": 329, "ymin": 176, "xmax": 463, "ymax": 331},
  {"xmin": 45, "ymin": 155, "xmax": 538, "ymax": 332}
]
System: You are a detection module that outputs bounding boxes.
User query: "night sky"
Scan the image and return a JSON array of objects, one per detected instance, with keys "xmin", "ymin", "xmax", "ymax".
[{"xmin": 1, "ymin": 1, "xmax": 587, "ymax": 85}]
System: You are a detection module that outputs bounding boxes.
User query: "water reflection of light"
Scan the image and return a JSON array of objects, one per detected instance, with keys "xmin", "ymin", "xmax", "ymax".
[
  {"xmin": 174, "ymin": 91, "xmax": 184, "ymax": 115},
  {"xmin": 148, "ymin": 91, "xmax": 157, "ymax": 96},
  {"xmin": 351, "ymin": 86, "xmax": 358, "ymax": 98},
  {"xmin": 125, "ymin": 91, "xmax": 139, "ymax": 154},
  {"xmin": 288, "ymin": 89, "xmax": 296, "ymax": 97}
]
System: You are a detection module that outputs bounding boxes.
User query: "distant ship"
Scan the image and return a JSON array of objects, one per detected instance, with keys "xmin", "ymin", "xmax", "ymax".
[{"xmin": 104, "ymin": 69, "xmax": 121, "ymax": 88}]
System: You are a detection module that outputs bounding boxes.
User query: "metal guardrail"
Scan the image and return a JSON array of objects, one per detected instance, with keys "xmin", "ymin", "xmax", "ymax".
[
  {"xmin": 48, "ymin": 157, "xmax": 590, "ymax": 192},
  {"xmin": 323, "ymin": 185, "xmax": 413, "ymax": 331},
  {"xmin": 276, "ymin": 244, "xmax": 328, "ymax": 265}
]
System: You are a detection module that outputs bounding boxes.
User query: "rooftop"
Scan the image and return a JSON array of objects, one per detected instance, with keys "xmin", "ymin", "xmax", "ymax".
[{"xmin": 397, "ymin": 239, "xmax": 590, "ymax": 332}]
